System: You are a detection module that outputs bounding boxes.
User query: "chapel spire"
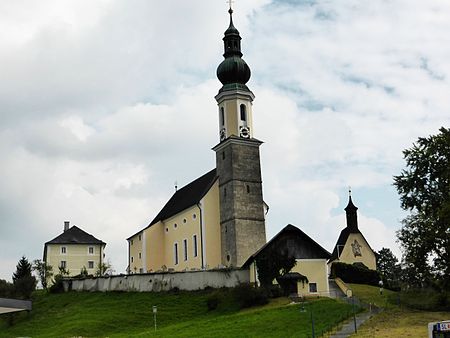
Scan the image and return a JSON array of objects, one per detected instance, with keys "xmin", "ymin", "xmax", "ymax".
[{"xmin": 345, "ymin": 190, "xmax": 359, "ymax": 231}]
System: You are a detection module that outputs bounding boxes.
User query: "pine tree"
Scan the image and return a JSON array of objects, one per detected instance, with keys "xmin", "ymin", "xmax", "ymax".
[{"xmin": 12, "ymin": 256, "xmax": 36, "ymax": 299}]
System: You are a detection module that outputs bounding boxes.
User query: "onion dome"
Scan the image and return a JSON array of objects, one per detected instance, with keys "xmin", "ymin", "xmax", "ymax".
[{"xmin": 217, "ymin": 9, "xmax": 251, "ymax": 92}]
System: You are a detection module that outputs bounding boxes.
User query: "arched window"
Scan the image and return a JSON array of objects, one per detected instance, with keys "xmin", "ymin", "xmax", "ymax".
[
  {"xmin": 240, "ymin": 104, "xmax": 247, "ymax": 122},
  {"xmin": 220, "ymin": 107, "xmax": 225, "ymax": 126}
]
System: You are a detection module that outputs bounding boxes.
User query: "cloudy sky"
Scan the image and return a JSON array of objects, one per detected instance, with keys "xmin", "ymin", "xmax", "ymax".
[{"xmin": 1, "ymin": 0, "xmax": 449, "ymax": 281}]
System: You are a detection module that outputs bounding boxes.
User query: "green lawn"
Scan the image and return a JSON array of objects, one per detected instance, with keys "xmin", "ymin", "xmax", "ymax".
[
  {"xmin": 347, "ymin": 284, "xmax": 450, "ymax": 338},
  {"xmin": 0, "ymin": 290, "xmax": 355, "ymax": 337},
  {"xmin": 348, "ymin": 283, "xmax": 397, "ymax": 309}
]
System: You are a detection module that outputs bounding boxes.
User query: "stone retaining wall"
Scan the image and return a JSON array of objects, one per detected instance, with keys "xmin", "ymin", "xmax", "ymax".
[{"xmin": 63, "ymin": 268, "xmax": 249, "ymax": 292}]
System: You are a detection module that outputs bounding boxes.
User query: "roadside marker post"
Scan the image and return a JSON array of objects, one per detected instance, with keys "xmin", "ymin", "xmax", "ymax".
[{"xmin": 153, "ymin": 305, "xmax": 157, "ymax": 331}]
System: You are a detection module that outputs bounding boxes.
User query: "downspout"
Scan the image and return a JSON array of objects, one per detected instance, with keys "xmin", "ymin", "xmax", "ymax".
[
  {"xmin": 99, "ymin": 244, "xmax": 102, "ymax": 276},
  {"xmin": 196, "ymin": 203, "xmax": 205, "ymax": 269}
]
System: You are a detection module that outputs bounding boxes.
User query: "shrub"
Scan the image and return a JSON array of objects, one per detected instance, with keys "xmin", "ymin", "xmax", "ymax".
[
  {"xmin": 206, "ymin": 293, "xmax": 220, "ymax": 311},
  {"xmin": 0, "ymin": 279, "xmax": 14, "ymax": 298},
  {"xmin": 330, "ymin": 262, "xmax": 380, "ymax": 286},
  {"xmin": 49, "ymin": 275, "xmax": 65, "ymax": 294},
  {"xmin": 233, "ymin": 283, "xmax": 268, "ymax": 309},
  {"xmin": 268, "ymin": 285, "xmax": 284, "ymax": 298}
]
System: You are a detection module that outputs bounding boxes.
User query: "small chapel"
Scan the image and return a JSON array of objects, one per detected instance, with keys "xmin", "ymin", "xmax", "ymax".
[
  {"xmin": 126, "ymin": 8, "xmax": 267, "ymax": 273},
  {"xmin": 328, "ymin": 193, "xmax": 377, "ymax": 270}
]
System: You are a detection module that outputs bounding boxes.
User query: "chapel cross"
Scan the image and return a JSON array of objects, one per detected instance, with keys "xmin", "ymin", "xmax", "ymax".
[{"xmin": 227, "ymin": 0, "xmax": 234, "ymax": 10}]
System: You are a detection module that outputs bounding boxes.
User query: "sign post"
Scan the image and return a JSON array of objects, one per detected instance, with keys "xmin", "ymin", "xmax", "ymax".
[{"xmin": 152, "ymin": 306, "xmax": 157, "ymax": 332}]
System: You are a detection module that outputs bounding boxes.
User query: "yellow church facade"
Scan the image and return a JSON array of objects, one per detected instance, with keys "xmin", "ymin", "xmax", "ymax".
[{"xmin": 128, "ymin": 174, "xmax": 222, "ymax": 273}]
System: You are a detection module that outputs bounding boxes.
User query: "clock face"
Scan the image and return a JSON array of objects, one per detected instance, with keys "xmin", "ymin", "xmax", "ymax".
[
  {"xmin": 239, "ymin": 126, "xmax": 250, "ymax": 138},
  {"xmin": 220, "ymin": 128, "xmax": 226, "ymax": 141}
]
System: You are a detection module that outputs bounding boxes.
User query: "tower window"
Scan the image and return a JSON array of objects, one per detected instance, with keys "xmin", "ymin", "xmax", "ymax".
[
  {"xmin": 246, "ymin": 185, "xmax": 250, "ymax": 193},
  {"xmin": 224, "ymin": 188, "xmax": 227, "ymax": 197},
  {"xmin": 240, "ymin": 104, "xmax": 247, "ymax": 122},
  {"xmin": 220, "ymin": 107, "xmax": 225, "ymax": 126},
  {"xmin": 222, "ymin": 152, "xmax": 225, "ymax": 160}
]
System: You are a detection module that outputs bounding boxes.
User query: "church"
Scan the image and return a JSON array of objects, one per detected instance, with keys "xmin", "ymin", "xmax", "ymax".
[
  {"xmin": 126, "ymin": 8, "xmax": 267, "ymax": 273},
  {"xmin": 125, "ymin": 8, "xmax": 377, "ymax": 284}
]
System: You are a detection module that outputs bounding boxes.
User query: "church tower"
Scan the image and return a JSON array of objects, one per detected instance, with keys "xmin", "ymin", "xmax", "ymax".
[{"xmin": 213, "ymin": 8, "xmax": 266, "ymax": 267}]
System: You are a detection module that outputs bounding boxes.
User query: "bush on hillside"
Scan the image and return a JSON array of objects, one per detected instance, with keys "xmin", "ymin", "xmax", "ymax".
[
  {"xmin": 330, "ymin": 262, "xmax": 380, "ymax": 286},
  {"xmin": 0, "ymin": 279, "xmax": 14, "ymax": 298},
  {"xmin": 233, "ymin": 283, "xmax": 268, "ymax": 309},
  {"xmin": 397, "ymin": 289, "xmax": 450, "ymax": 311},
  {"xmin": 49, "ymin": 275, "xmax": 65, "ymax": 294},
  {"xmin": 206, "ymin": 292, "xmax": 220, "ymax": 311},
  {"xmin": 268, "ymin": 284, "xmax": 284, "ymax": 298}
]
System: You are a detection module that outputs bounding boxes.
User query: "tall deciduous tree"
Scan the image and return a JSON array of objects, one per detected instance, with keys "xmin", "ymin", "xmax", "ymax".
[
  {"xmin": 33, "ymin": 259, "xmax": 53, "ymax": 290},
  {"xmin": 393, "ymin": 127, "xmax": 450, "ymax": 288},
  {"xmin": 12, "ymin": 256, "xmax": 36, "ymax": 299},
  {"xmin": 376, "ymin": 247, "xmax": 400, "ymax": 289}
]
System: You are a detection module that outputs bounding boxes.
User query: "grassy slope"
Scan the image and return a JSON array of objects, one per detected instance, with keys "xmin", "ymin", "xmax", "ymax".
[
  {"xmin": 0, "ymin": 290, "xmax": 354, "ymax": 338},
  {"xmin": 347, "ymin": 284, "xmax": 450, "ymax": 338}
]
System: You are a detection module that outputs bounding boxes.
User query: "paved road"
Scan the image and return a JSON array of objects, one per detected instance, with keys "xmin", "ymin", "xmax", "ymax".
[{"xmin": 330, "ymin": 310, "xmax": 374, "ymax": 337}]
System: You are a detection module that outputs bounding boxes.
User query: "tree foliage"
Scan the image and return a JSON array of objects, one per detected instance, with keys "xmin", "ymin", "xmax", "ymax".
[
  {"xmin": 376, "ymin": 247, "xmax": 401, "ymax": 289},
  {"xmin": 33, "ymin": 259, "xmax": 53, "ymax": 290},
  {"xmin": 12, "ymin": 256, "xmax": 36, "ymax": 299},
  {"xmin": 95, "ymin": 260, "xmax": 113, "ymax": 277},
  {"xmin": 393, "ymin": 127, "xmax": 450, "ymax": 288},
  {"xmin": 255, "ymin": 247, "xmax": 296, "ymax": 289},
  {"xmin": 0, "ymin": 279, "xmax": 14, "ymax": 298}
]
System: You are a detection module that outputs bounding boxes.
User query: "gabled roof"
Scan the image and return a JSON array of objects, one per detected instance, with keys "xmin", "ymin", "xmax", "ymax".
[
  {"xmin": 243, "ymin": 224, "xmax": 331, "ymax": 268},
  {"xmin": 328, "ymin": 227, "xmax": 374, "ymax": 263},
  {"xmin": 45, "ymin": 226, "xmax": 105, "ymax": 245},
  {"xmin": 127, "ymin": 169, "xmax": 217, "ymax": 240}
]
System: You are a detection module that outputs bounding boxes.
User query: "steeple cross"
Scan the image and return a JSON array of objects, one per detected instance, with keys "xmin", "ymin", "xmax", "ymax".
[{"xmin": 227, "ymin": 0, "xmax": 234, "ymax": 10}]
